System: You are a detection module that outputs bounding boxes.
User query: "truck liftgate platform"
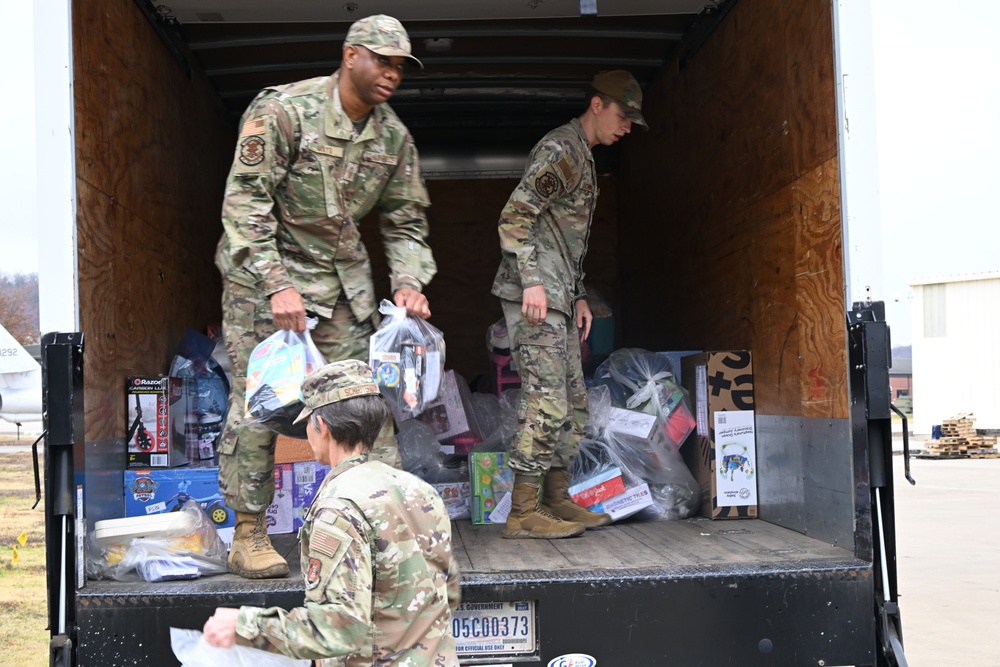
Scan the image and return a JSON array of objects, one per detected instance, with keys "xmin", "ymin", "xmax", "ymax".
[{"xmin": 76, "ymin": 519, "xmax": 873, "ymax": 666}]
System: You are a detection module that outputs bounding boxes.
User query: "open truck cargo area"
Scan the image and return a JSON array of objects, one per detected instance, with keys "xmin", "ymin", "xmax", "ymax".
[{"xmin": 42, "ymin": 0, "xmax": 909, "ymax": 665}]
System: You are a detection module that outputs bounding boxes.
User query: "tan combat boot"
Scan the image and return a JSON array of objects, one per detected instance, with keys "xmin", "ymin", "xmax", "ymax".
[
  {"xmin": 503, "ymin": 481, "xmax": 585, "ymax": 539},
  {"xmin": 541, "ymin": 468, "xmax": 612, "ymax": 528},
  {"xmin": 228, "ymin": 511, "xmax": 289, "ymax": 579}
]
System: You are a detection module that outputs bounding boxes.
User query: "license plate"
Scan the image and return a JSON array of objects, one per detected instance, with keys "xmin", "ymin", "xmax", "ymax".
[{"xmin": 453, "ymin": 600, "xmax": 536, "ymax": 656}]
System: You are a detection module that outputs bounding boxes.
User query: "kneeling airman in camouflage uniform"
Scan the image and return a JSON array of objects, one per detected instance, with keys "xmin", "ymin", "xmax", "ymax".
[
  {"xmin": 203, "ymin": 359, "xmax": 461, "ymax": 666},
  {"xmin": 492, "ymin": 70, "xmax": 648, "ymax": 539}
]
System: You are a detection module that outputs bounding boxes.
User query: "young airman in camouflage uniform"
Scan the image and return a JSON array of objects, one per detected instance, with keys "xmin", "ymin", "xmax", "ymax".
[
  {"xmin": 492, "ymin": 70, "xmax": 648, "ymax": 539},
  {"xmin": 203, "ymin": 360, "xmax": 461, "ymax": 666},
  {"xmin": 215, "ymin": 14, "xmax": 437, "ymax": 578}
]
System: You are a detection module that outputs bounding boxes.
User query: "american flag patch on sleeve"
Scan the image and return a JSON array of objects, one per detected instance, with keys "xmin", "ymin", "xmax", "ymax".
[
  {"xmin": 240, "ymin": 117, "xmax": 267, "ymax": 137},
  {"xmin": 311, "ymin": 526, "xmax": 347, "ymax": 558}
]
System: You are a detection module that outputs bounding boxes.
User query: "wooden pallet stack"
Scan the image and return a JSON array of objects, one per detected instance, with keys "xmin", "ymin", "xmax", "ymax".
[{"xmin": 919, "ymin": 413, "xmax": 1000, "ymax": 459}]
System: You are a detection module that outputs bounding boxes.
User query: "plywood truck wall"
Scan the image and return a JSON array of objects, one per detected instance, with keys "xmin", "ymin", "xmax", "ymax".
[
  {"xmin": 74, "ymin": 0, "xmax": 233, "ymax": 442},
  {"xmin": 73, "ymin": 0, "xmax": 624, "ymax": 443},
  {"xmin": 617, "ymin": 0, "xmax": 848, "ymax": 420},
  {"xmin": 73, "ymin": 0, "xmax": 846, "ymax": 446}
]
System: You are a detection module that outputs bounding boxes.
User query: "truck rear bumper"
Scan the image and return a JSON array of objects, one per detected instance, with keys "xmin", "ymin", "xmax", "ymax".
[{"xmin": 76, "ymin": 520, "xmax": 873, "ymax": 666}]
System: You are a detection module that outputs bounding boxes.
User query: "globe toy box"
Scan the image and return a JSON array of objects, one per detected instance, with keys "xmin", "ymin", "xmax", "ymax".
[
  {"xmin": 126, "ymin": 376, "xmax": 196, "ymax": 468},
  {"xmin": 681, "ymin": 351, "xmax": 757, "ymax": 519},
  {"xmin": 470, "ymin": 452, "xmax": 514, "ymax": 525},
  {"xmin": 124, "ymin": 468, "xmax": 235, "ymax": 546}
]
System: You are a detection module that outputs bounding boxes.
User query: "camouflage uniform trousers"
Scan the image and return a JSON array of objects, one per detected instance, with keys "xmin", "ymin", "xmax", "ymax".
[
  {"xmin": 500, "ymin": 299, "xmax": 588, "ymax": 480},
  {"xmin": 219, "ymin": 279, "xmax": 401, "ymax": 514}
]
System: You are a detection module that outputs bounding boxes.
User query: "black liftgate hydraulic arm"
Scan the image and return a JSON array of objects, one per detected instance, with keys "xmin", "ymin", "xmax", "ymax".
[
  {"xmin": 848, "ymin": 301, "xmax": 914, "ymax": 667},
  {"xmin": 39, "ymin": 333, "xmax": 85, "ymax": 667}
]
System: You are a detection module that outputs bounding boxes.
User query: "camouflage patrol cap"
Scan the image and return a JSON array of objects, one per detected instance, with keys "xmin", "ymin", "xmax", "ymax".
[
  {"xmin": 345, "ymin": 14, "xmax": 423, "ymax": 69},
  {"xmin": 592, "ymin": 70, "xmax": 648, "ymax": 129},
  {"xmin": 294, "ymin": 359, "xmax": 383, "ymax": 424}
]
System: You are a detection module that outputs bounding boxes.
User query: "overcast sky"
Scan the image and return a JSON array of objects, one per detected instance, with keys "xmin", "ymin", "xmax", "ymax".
[
  {"xmin": 873, "ymin": 0, "xmax": 1000, "ymax": 345},
  {"xmin": 2, "ymin": 2, "xmax": 997, "ymax": 345},
  {"xmin": 0, "ymin": 2, "xmax": 38, "ymax": 278}
]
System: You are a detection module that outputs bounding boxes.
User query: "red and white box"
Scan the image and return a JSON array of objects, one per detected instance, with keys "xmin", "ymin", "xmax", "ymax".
[
  {"xmin": 126, "ymin": 376, "xmax": 195, "ymax": 468},
  {"xmin": 568, "ymin": 467, "xmax": 626, "ymax": 509}
]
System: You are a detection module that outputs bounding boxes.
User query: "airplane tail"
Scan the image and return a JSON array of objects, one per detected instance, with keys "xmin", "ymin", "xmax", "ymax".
[
  {"xmin": 0, "ymin": 323, "xmax": 40, "ymax": 374},
  {"xmin": 0, "ymin": 323, "xmax": 42, "ymax": 422}
]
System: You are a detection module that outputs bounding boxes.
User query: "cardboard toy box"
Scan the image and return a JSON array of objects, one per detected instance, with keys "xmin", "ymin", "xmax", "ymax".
[
  {"xmin": 568, "ymin": 467, "xmax": 626, "ymax": 509},
  {"xmin": 274, "ymin": 435, "xmax": 313, "ymax": 464},
  {"xmin": 124, "ymin": 467, "xmax": 235, "ymax": 547},
  {"xmin": 469, "ymin": 452, "xmax": 514, "ymax": 525},
  {"xmin": 591, "ymin": 483, "xmax": 654, "ymax": 522},
  {"xmin": 292, "ymin": 460, "xmax": 331, "ymax": 532},
  {"xmin": 681, "ymin": 351, "xmax": 757, "ymax": 519},
  {"xmin": 415, "ymin": 370, "xmax": 481, "ymax": 454},
  {"xmin": 432, "ymin": 481, "xmax": 472, "ymax": 520},
  {"xmin": 266, "ymin": 463, "xmax": 295, "ymax": 535},
  {"xmin": 126, "ymin": 376, "xmax": 196, "ymax": 468}
]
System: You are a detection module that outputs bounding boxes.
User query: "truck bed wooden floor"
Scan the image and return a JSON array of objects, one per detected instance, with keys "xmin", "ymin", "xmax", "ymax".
[{"xmin": 81, "ymin": 516, "xmax": 857, "ymax": 597}]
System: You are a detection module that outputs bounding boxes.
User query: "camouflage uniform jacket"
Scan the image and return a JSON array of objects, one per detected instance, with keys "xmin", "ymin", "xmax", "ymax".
[
  {"xmin": 491, "ymin": 118, "xmax": 599, "ymax": 316},
  {"xmin": 236, "ymin": 454, "xmax": 461, "ymax": 666},
  {"xmin": 215, "ymin": 72, "xmax": 436, "ymax": 322}
]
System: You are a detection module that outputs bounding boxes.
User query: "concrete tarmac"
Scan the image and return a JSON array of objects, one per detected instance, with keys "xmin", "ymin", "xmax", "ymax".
[{"xmin": 892, "ymin": 452, "xmax": 1000, "ymax": 666}]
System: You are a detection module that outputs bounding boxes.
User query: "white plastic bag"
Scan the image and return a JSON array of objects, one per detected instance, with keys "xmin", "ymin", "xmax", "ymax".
[
  {"xmin": 369, "ymin": 299, "xmax": 445, "ymax": 417},
  {"xmin": 88, "ymin": 500, "xmax": 229, "ymax": 582},
  {"xmin": 170, "ymin": 628, "xmax": 310, "ymax": 667},
  {"xmin": 245, "ymin": 320, "xmax": 326, "ymax": 437}
]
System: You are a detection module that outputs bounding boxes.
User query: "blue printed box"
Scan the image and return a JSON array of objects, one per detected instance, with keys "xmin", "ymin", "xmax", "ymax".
[
  {"xmin": 124, "ymin": 467, "xmax": 234, "ymax": 531},
  {"xmin": 292, "ymin": 460, "xmax": 331, "ymax": 532}
]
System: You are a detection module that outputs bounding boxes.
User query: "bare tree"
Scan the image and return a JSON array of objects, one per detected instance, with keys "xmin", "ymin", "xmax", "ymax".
[{"xmin": 0, "ymin": 272, "xmax": 40, "ymax": 345}]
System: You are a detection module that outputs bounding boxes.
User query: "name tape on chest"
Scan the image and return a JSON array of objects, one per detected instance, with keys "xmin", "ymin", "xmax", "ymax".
[
  {"xmin": 362, "ymin": 151, "xmax": 398, "ymax": 166},
  {"xmin": 312, "ymin": 144, "xmax": 345, "ymax": 158}
]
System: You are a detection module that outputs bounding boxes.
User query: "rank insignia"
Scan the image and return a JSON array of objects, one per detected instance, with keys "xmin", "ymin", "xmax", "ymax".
[
  {"xmin": 239, "ymin": 136, "xmax": 265, "ymax": 166},
  {"xmin": 535, "ymin": 171, "xmax": 558, "ymax": 198}
]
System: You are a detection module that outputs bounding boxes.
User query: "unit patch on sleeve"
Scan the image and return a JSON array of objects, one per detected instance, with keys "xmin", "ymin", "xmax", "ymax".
[
  {"xmin": 239, "ymin": 136, "xmax": 266, "ymax": 166},
  {"xmin": 305, "ymin": 557, "xmax": 323, "ymax": 590},
  {"xmin": 535, "ymin": 170, "xmax": 559, "ymax": 198}
]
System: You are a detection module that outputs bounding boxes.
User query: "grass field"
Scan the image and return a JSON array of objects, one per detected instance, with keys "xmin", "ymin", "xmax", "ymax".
[{"xmin": 0, "ymin": 445, "xmax": 49, "ymax": 667}]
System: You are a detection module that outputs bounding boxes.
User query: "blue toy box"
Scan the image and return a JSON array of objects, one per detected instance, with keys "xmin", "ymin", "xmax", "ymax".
[{"xmin": 124, "ymin": 467, "xmax": 234, "ymax": 531}]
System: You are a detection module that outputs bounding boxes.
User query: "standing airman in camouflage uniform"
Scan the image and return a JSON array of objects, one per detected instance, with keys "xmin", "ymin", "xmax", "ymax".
[
  {"xmin": 492, "ymin": 70, "xmax": 647, "ymax": 539},
  {"xmin": 215, "ymin": 14, "xmax": 436, "ymax": 578},
  {"xmin": 203, "ymin": 360, "xmax": 461, "ymax": 666}
]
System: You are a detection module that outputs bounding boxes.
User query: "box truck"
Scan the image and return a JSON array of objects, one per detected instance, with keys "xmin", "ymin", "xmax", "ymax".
[{"xmin": 36, "ymin": 0, "xmax": 911, "ymax": 664}]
